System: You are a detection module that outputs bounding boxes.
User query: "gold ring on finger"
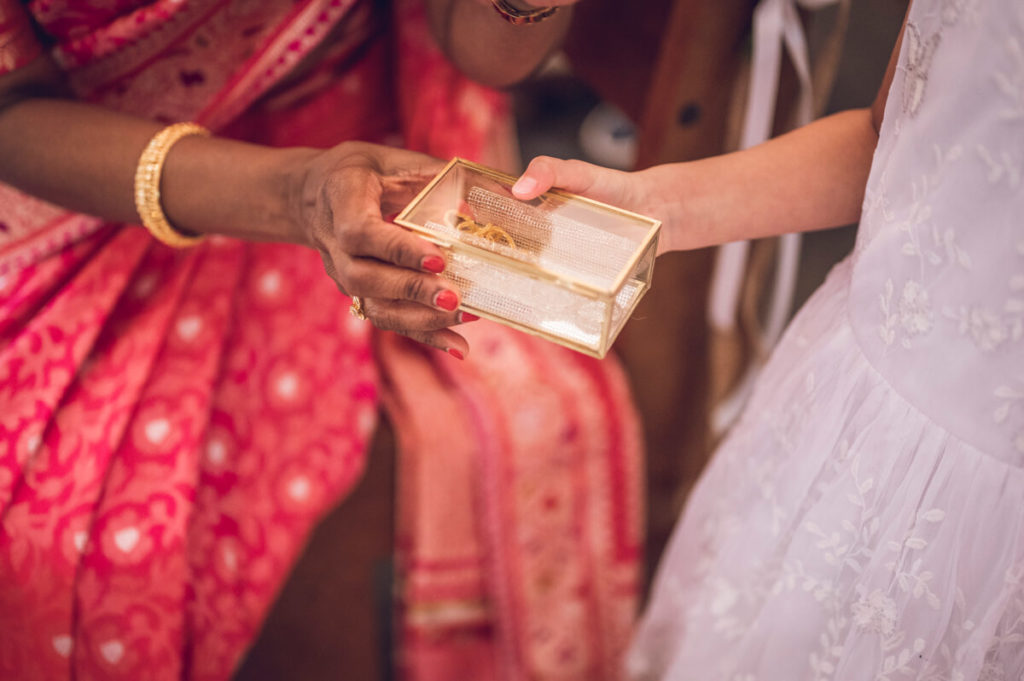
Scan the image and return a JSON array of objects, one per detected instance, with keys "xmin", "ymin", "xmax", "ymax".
[{"xmin": 349, "ymin": 295, "xmax": 368, "ymax": 321}]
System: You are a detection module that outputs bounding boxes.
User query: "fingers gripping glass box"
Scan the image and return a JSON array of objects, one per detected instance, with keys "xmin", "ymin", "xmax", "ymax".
[{"xmin": 395, "ymin": 158, "xmax": 661, "ymax": 358}]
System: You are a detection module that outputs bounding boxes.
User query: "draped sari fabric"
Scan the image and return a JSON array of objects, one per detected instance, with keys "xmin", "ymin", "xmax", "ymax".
[{"xmin": 0, "ymin": 2, "xmax": 644, "ymax": 680}]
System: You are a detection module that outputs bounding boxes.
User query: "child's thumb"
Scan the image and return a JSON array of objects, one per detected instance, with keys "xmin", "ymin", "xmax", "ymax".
[{"xmin": 511, "ymin": 156, "xmax": 595, "ymax": 200}]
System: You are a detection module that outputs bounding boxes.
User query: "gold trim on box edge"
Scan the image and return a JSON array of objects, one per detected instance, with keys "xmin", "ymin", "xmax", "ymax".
[
  {"xmin": 394, "ymin": 158, "xmax": 661, "ymax": 298},
  {"xmin": 458, "ymin": 304, "xmax": 610, "ymax": 359}
]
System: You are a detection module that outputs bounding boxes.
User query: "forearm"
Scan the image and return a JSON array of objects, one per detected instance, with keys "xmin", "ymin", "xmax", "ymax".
[
  {"xmin": 644, "ymin": 108, "xmax": 879, "ymax": 252},
  {"xmin": 0, "ymin": 57, "xmax": 474, "ymax": 353},
  {"xmin": 427, "ymin": 0, "xmax": 572, "ymax": 88},
  {"xmin": 0, "ymin": 86, "xmax": 310, "ymax": 243}
]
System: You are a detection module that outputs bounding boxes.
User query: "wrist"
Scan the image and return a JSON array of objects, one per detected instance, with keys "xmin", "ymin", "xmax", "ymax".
[
  {"xmin": 161, "ymin": 136, "xmax": 317, "ymax": 245},
  {"xmin": 280, "ymin": 146, "xmax": 322, "ymax": 247},
  {"xmin": 639, "ymin": 163, "xmax": 704, "ymax": 254}
]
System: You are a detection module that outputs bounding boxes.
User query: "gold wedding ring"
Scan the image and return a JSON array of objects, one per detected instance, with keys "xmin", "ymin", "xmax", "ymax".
[
  {"xmin": 455, "ymin": 215, "xmax": 517, "ymax": 249},
  {"xmin": 349, "ymin": 295, "xmax": 367, "ymax": 321}
]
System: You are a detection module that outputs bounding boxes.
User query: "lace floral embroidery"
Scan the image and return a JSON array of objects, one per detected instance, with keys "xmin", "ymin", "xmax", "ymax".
[
  {"xmin": 880, "ymin": 279, "xmax": 934, "ymax": 347},
  {"xmin": 851, "ymin": 590, "xmax": 898, "ymax": 636},
  {"xmin": 903, "ymin": 24, "xmax": 941, "ymax": 117},
  {"xmin": 993, "ymin": 6, "xmax": 1024, "ymax": 120}
]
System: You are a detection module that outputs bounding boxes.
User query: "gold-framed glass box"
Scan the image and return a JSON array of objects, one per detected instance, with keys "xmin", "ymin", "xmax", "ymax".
[{"xmin": 395, "ymin": 158, "xmax": 661, "ymax": 358}]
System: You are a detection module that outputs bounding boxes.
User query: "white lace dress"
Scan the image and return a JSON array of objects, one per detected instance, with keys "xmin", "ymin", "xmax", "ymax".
[{"xmin": 627, "ymin": 1, "xmax": 1024, "ymax": 679}]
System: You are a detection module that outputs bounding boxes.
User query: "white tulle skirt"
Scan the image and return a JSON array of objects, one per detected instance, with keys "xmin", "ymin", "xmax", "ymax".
[{"xmin": 627, "ymin": 258, "xmax": 1024, "ymax": 681}]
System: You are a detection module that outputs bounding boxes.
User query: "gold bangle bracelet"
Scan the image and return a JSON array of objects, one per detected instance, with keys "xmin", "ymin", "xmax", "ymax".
[
  {"xmin": 134, "ymin": 122, "xmax": 211, "ymax": 248},
  {"xmin": 489, "ymin": 0, "xmax": 559, "ymax": 25}
]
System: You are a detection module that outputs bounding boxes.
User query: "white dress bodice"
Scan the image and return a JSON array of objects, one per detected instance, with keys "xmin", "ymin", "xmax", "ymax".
[
  {"xmin": 627, "ymin": 2, "xmax": 1024, "ymax": 679},
  {"xmin": 849, "ymin": 0, "xmax": 1024, "ymax": 463}
]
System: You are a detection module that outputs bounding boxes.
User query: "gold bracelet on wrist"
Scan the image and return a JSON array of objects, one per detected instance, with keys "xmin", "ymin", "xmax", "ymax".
[
  {"xmin": 490, "ymin": 0, "xmax": 559, "ymax": 25},
  {"xmin": 134, "ymin": 122, "xmax": 211, "ymax": 248}
]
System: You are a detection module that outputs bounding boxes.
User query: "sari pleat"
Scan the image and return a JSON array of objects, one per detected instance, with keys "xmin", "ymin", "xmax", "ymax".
[
  {"xmin": 184, "ymin": 242, "xmax": 380, "ymax": 680},
  {"xmin": 380, "ymin": 322, "xmax": 643, "ymax": 681},
  {"xmin": 71, "ymin": 240, "xmax": 241, "ymax": 679},
  {"xmin": 0, "ymin": 229, "xmax": 152, "ymax": 511},
  {"xmin": 0, "ymin": 231, "xmax": 112, "ymax": 346}
]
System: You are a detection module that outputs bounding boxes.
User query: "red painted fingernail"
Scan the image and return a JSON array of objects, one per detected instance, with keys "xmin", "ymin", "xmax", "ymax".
[
  {"xmin": 448, "ymin": 348, "xmax": 464, "ymax": 360},
  {"xmin": 459, "ymin": 312, "xmax": 480, "ymax": 323},
  {"xmin": 422, "ymin": 255, "xmax": 445, "ymax": 274},
  {"xmin": 435, "ymin": 289, "xmax": 458, "ymax": 311}
]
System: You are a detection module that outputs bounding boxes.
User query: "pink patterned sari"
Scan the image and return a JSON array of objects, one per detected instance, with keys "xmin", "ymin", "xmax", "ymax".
[{"xmin": 0, "ymin": 2, "xmax": 643, "ymax": 680}]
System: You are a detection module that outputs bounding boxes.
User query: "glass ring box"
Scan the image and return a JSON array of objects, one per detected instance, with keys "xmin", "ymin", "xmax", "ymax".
[{"xmin": 395, "ymin": 158, "xmax": 661, "ymax": 358}]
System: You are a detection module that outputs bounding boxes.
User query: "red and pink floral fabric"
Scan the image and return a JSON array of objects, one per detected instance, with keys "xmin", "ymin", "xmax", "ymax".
[{"xmin": 0, "ymin": 2, "xmax": 644, "ymax": 680}]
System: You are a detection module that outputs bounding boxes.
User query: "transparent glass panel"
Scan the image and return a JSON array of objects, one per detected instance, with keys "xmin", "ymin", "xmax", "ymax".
[
  {"xmin": 444, "ymin": 252, "xmax": 607, "ymax": 353},
  {"xmin": 397, "ymin": 159, "xmax": 660, "ymax": 356},
  {"xmin": 607, "ymin": 240, "xmax": 657, "ymax": 347}
]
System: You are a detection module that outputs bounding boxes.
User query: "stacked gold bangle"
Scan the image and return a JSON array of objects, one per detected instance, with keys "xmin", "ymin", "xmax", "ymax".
[
  {"xmin": 134, "ymin": 122, "xmax": 211, "ymax": 248},
  {"xmin": 489, "ymin": 0, "xmax": 559, "ymax": 25}
]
